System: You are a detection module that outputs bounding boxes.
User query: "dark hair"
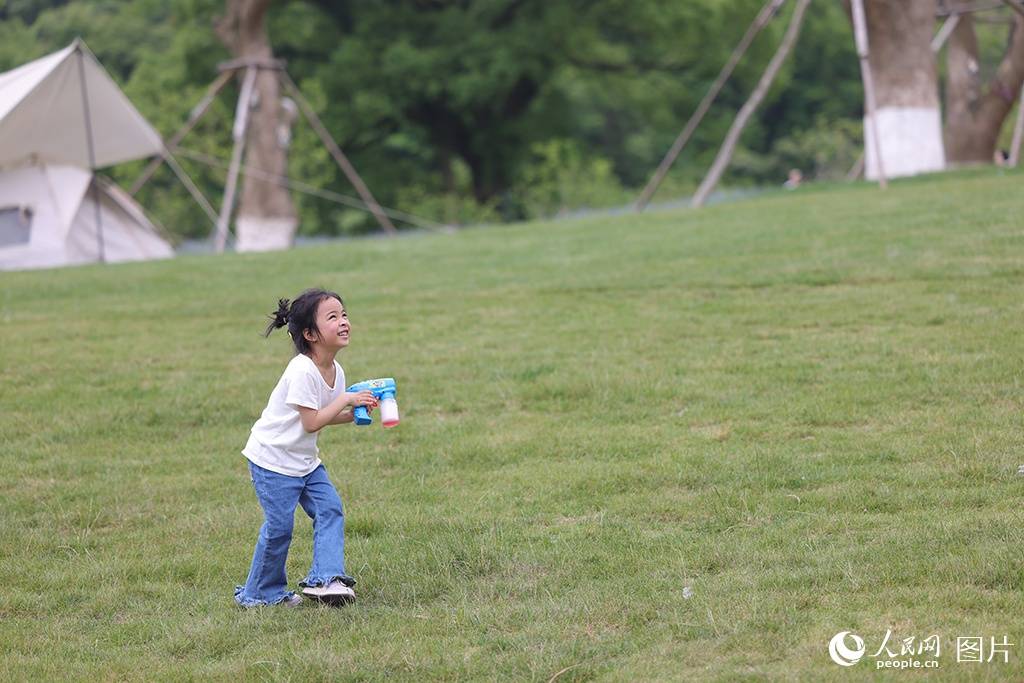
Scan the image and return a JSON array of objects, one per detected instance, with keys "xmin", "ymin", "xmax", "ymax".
[{"xmin": 264, "ymin": 288, "xmax": 345, "ymax": 355}]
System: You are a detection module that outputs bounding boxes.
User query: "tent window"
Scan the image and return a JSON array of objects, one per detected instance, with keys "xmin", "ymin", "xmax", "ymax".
[{"xmin": 0, "ymin": 206, "xmax": 32, "ymax": 247}]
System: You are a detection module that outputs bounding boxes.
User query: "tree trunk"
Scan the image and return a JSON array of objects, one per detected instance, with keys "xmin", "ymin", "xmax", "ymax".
[
  {"xmin": 944, "ymin": 11, "xmax": 1024, "ymax": 165},
  {"xmin": 216, "ymin": 0, "xmax": 298, "ymax": 252},
  {"xmin": 853, "ymin": 0, "xmax": 946, "ymax": 179}
]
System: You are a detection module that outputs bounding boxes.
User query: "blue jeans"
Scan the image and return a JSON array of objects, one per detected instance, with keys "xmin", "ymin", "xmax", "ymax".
[{"xmin": 234, "ymin": 461, "xmax": 355, "ymax": 607}]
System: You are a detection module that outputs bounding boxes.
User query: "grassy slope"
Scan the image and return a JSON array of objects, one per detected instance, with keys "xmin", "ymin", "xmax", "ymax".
[{"xmin": 1, "ymin": 170, "xmax": 1023, "ymax": 681}]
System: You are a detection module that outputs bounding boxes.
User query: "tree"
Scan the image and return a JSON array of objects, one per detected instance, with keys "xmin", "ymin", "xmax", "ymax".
[
  {"xmin": 295, "ymin": 0, "xmax": 734, "ymax": 218},
  {"xmin": 309, "ymin": 1, "xmax": 575, "ymax": 209},
  {"xmin": 215, "ymin": 0, "xmax": 297, "ymax": 251},
  {"xmin": 0, "ymin": 0, "xmax": 882, "ymax": 235},
  {"xmin": 847, "ymin": 0, "xmax": 946, "ymax": 179},
  {"xmin": 943, "ymin": 7, "xmax": 1024, "ymax": 164}
]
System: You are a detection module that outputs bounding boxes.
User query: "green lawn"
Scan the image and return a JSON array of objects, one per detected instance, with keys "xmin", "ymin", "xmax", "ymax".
[{"xmin": 2, "ymin": 170, "xmax": 1023, "ymax": 681}]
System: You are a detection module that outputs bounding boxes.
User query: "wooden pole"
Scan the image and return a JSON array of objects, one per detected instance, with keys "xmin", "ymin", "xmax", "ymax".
[
  {"xmin": 635, "ymin": 0, "xmax": 787, "ymax": 211},
  {"xmin": 846, "ymin": 152, "xmax": 865, "ymax": 180},
  {"xmin": 217, "ymin": 56, "xmax": 286, "ymax": 72},
  {"xmin": 938, "ymin": 1, "xmax": 1011, "ymax": 17},
  {"xmin": 931, "ymin": 13, "xmax": 962, "ymax": 52},
  {"xmin": 129, "ymin": 70, "xmax": 234, "ymax": 196},
  {"xmin": 162, "ymin": 148, "xmax": 222, "ymax": 230},
  {"xmin": 213, "ymin": 66, "xmax": 256, "ymax": 252},
  {"xmin": 1009, "ymin": 84, "xmax": 1024, "ymax": 166},
  {"xmin": 172, "ymin": 145, "xmax": 443, "ymax": 230},
  {"xmin": 691, "ymin": 0, "xmax": 811, "ymax": 208},
  {"xmin": 851, "ymin": 0, "xmax": 888, "ymax": 189},
  {"xmin": 76, "ymin": 46, "xmax": 105, "ymax": 263},
  {"xmin": 280, "ymin": 71, "xmax": 397, "ymax": 234}
]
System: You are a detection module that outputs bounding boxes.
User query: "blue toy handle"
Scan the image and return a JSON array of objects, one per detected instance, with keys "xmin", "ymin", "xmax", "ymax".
[{"xmin": 348, "ymin": 377, "xmax": 396, "ymax": 427}]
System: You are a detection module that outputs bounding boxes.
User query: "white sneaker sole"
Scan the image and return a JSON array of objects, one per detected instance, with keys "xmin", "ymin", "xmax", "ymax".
[
  {"xmin": 301, "ymin": 587, "xmax": 355, "ymax": 606},
  {"xmin": 281, "ymin": 595, "xmax": 303, "ymax": 608}
]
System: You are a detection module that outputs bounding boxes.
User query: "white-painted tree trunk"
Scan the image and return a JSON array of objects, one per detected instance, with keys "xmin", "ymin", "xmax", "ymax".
[
  {"xmin": 854, "ymin": 0, "xmax": 946, "ymax": 180},
  {"xmin": 235, "ymin": 216, "xmax": 297, "ymax": 252},
  {"xmin": 216, "ymin": 0, "xmax": 297, "ymax": 252},
  {"xmin": 864, "ymin": 106, "xmax": 945, "ymax": 179}
]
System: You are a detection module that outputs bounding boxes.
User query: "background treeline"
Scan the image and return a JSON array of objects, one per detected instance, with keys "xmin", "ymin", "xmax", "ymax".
[{"xmin": 0, "ymin": 0, "xmax": 980, "ymax": 238}]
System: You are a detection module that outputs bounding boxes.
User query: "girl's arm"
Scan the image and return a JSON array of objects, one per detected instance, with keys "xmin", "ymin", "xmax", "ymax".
[
  {"xmin": 297, "ymin": 390, "xmax": 377, "ymax": 433},
  {"xmin": 328, "ymin": 408, "xmax": 355, "ymax": 425}
]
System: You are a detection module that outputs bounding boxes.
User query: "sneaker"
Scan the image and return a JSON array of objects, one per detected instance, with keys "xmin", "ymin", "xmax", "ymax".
[
  {"xmin": 280, "ymin": 593, "xmax": 304, "ymax": 608},
  {"xmin": 301, "ymin": 580, "xmax": 356, "ymax": 606}
]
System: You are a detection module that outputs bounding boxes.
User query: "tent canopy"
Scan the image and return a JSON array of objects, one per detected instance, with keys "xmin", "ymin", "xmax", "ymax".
[
  {"xmin": 0, "ymin": 39, "xmax": 173, "ymax": 270},
  {"xmin": 0, "ymin": 164, "xmax": 173, "ymax": 270},
  {"xmin": 0, "ymin": 39, "xmax": 163, "ymax": 170}
]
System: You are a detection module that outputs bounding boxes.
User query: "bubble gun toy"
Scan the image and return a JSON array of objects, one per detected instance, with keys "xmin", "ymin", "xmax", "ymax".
[{"xmin": 347, "ymin": 377, "xmax": 399, "ymax": 427}]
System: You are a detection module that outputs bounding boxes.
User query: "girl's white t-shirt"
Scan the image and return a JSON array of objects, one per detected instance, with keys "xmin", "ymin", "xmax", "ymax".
[{"xmin": 242, "ymin": 354, "xmax": 346, "ymax": 477}]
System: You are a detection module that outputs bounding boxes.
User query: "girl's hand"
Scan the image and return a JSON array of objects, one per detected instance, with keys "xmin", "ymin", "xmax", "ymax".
[{"xmin": 347, "ymin": 390, "xmax": 378, "ymax": 410}]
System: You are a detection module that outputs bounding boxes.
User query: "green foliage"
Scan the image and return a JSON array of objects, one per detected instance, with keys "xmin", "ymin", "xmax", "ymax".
[
  {"xmin": 731, "ymin": 116, "xmax": 863, "ymax": 185},
  {"xmin": 0, "ymin": 15, "xmax": 39, "ymax": 70},
  {"xmin": 515, "ymin": 139, "xmax": 629, "ymax": 218},
  {"xmin": 759, "ymin": 0, "xmax": 861, "ymax": 145},
  {"xmin": 117, "ymin": 3, "xmax": 233, "ymax": 241},
  {"xmin": 0, "ymin": 0, "xmax": 66, "ymax": 25},
  {"xmin": 773, "ymin": 116, "xmax": 862, "ymax": 181},
  {"xmin": 1, "ymin": 0, "xmax": 869, "ymax": 238},
  {"xmin": 394, "ymin": 156, "xmax": 503, "ymax": 227}
]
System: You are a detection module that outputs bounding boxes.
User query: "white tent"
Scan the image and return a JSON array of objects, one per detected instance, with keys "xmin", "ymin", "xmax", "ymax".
[{"xmin": 0, "ymin": 39, "xmax": 173, "ymax": 270}]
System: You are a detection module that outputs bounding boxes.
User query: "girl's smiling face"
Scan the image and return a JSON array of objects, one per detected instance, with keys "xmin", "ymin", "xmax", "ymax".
[{"xmin": 306, "ymin": 296, "xmax": 350, "ymax": 350}]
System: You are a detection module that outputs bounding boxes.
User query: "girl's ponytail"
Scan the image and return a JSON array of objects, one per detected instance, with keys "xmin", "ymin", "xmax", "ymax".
[
  {"xmin": 262, "ymin": 288, "xmax": 344, "ymax": 354},
  {"xmin": 263, "ymin": 298, "xmax": 291, "ymax": 337}
]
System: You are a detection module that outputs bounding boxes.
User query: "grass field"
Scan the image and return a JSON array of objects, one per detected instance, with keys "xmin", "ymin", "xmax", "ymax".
[{"xmin": 2, "ymin": 169, "xmax": 1023, "ymax": 681}]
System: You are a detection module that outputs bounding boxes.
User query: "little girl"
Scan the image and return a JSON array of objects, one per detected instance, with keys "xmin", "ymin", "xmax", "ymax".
[{"xmin": 234, "ymin": 288, "xmax": 378, "ymax": 608}]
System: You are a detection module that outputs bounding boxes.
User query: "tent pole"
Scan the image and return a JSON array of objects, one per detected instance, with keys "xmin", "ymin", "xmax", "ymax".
[
  {"xmin": 635, "ymin": 0, "xmax": 787, "ymax": 212},
  {"xmin": 129, "ymin": 70, "xmax": 234, "ymax": 196},
  {"xmin": 162, "ymin": 148, "xmax": 222, "ymax": 230},
  {"xmin": 851, "ymin": 0, "xmax": 888, "ymax": 189},
  {"xmin": 280, "ymin": 71, "xmax": 398, "ymax": 235},
  {"xmin": 76, "ymin": 47, "xmax": 106, "ymax": 262},
  {"xmin": 214, "ymin": 66, "xmax": 257, "ymax": 252},
  {"xmin": 691, "ymin": 0, "xmax": 811, "ymax": 208},
  {"xmin": 174, "ymin": 146, "xmax": 443, "ymax": 230}
]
